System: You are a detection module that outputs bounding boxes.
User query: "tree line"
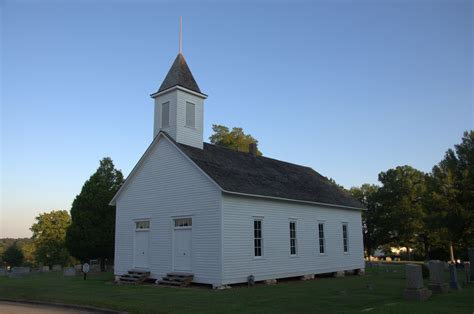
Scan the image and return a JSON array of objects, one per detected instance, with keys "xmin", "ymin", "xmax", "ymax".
[
  {"xmin": 349, "ymin": 131, "xmax": 473, "ymax": 261},
  {"xmin": 2, "ymin": 126, "xmax": 471, "ymax": 269}
]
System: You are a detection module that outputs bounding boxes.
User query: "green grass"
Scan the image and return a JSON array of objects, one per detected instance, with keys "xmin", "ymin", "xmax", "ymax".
[{"xmin": 0, "ymin": 265, "xmax": 473, "ymax": 313}]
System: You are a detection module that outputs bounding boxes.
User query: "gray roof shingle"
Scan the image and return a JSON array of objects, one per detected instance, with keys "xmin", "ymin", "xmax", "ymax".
[
  {"xmin": 176, "ymin": 141, "xmax": 365, "ymax": 209},
  {"xmin": 157, "ymin": 53, "xmax": 202, "ymax": 94}
]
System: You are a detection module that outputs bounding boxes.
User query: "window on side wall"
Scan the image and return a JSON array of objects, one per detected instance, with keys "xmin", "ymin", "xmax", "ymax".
[
  {"xmin": 318, "ymin": 222, "xmax": 325, "ymax": 254},
  {"xmin": 289, "ymin": 221, "xmax": 297, "ymax": 255},
  {"xmin": 254, "ymin": 219, "xmax": 263, "ymax": 257},
  {"xmin": 342, "ymin": 223, "xmax": 349, "ymax": 253}
]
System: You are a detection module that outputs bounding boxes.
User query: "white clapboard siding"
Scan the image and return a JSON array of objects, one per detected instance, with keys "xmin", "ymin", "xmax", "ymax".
[
  {"xmin": 114, "ymin": 136, "xmax": 221, "ymax": 285},
  {"xmin": 175, "ymin": 89, "xmax": 204, "ymax": 149},
  {"xmin": 154, "ymin": 90, "xmax": 178, "ymax": 139},
  {"xmin": 221, "ymin": 194, "xmax": 364, "ymax": 285}
]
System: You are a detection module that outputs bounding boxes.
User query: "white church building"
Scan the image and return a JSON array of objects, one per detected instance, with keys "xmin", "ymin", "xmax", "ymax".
[{"xmin": 110, "ymin": 50, "xmax": 365, "ymax": 287}]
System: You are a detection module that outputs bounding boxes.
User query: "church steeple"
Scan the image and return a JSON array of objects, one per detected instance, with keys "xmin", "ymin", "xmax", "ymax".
[
  {"xmin": 156, "ymin": 53, "xmax": 202, "ymax": 94},
  {"xmin": 150, "ymin": 20, "xmax": 206, "ymax": 149}
]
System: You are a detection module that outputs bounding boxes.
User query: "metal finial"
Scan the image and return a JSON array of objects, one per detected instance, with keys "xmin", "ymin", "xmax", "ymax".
[{"xmin": 179, "ymin": 16, "xmax": 182, "ymax": 54}]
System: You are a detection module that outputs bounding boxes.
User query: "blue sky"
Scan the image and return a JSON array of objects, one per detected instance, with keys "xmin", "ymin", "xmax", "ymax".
[{"xmin": 1, "ymin": 0, "xmax": 472, "ymax": 237}]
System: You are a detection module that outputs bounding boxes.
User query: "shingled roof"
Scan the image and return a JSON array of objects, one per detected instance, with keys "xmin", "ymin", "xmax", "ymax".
[
  {"xmin": 176, "ymin": 141, "xmax": 365, "ymax": 210},
  {"xmin": 157, "ymin": 53, "xmax": 202, "ymax": 94}
]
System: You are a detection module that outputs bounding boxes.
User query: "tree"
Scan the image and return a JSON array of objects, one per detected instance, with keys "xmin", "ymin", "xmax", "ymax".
[
  {"xmin": 375, "ymin": 166, "xmax": 429, "ymax": 259},
  {"xmin": 30, "ymin": 210, "xmax": 71, "ymax": 266},
  {"xmin": 430, "ymin": 131, "xmax": 474, "ymax": 260},
  {"xmin": 2, "ymin": 244, "xmax": 24, "ymax": 267},
  {"xmin": 349, "ymin": 184, "xmax": 380, "ymax": 259},
  {"xmin": 66, "ymin": 157, "xmax": 124, "ymax": 270},
  {"xmin": 209, "ymin": 124, "xmax": 262, "ymax": 155}
]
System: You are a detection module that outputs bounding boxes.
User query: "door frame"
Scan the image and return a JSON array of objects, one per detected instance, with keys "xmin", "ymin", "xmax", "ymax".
[
  {"xmin": 133, "ymin": 219, "xmax": 150, "ymax": 269},
  {"xmin": 172, "ymin": 217, "xmax": 193, "ymax": 272}
]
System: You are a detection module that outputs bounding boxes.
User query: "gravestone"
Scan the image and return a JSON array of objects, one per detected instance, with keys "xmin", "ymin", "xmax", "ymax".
[
  {"xmin": 468, "ymin": 248, "xmax": 474, "ymax": 283},
  {"xmin": 63, "ymin": 267, "xmax": 76, "ymax": 277},
  {"xmin": 74, "ymin": 264, "xmax": 82, "ymax": 271},
  {"xmin": 428, "ymin": 260, "xmax": 449, "ymax": 293},
  {"xmin": 403, "ymin": 264, "xmax": 432, "ymax": 301},
  {"xmin": 464, "ymin": 262, "xmax": 471, "ymax": 283},
  {"xmin": 52, "ymin": 264, "xmax": 62, "ymax": 272},
  {"xmin": 10, "ymin": 267, "xmax": 30, "ymax": 278},
  {"xmin": 42, "ymin": 266, "xmax": 50, "ymax": 272},
  {"xmin": 449, "ymin": 264, "xmax": 461, "ymax": 290}
]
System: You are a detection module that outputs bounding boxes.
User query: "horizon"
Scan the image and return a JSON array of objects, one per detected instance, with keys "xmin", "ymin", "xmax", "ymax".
[{"xmin": 1, "ymin": 0, "xmax": 472, "ymax": 238}]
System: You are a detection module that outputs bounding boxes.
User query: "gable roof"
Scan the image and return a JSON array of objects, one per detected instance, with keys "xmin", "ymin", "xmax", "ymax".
[
  {"xmin": 176, "ymin": 141, "xmax": 365, "ymax": 210},
  {"xmin": 110, "ymin": 132, "xmax": 364, "ymax": 210},
  {"xmin": 157, "ymin": 53, "xmax": 202, "ymax": 94}
]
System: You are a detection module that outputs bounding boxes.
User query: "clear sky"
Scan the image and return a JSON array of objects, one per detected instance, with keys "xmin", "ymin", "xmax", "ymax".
[{"xmin": 1, "ymin": 0, "xmax": 472, "ymax": 238}]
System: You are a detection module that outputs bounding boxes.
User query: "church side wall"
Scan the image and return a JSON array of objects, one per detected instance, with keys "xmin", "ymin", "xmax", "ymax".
[
  {"xmin": 114, "ymin": 137, "xmax": 222, "ymax": 286},
  {"xmin": 221, "ymin": 194, "xmax": 364, "ymax": 285}
]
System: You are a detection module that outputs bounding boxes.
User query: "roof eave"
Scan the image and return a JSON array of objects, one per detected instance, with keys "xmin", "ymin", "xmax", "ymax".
[
  {"xmin": 150, "ymin": 85, "xmax": 208, "ymax": 99},
  {"xmin": 221, "ymin": 190, "xmax": 367, "ymax": 211}
]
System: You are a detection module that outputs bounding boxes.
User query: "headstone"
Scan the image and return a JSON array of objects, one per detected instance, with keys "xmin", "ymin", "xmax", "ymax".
[
  {"xmin": 42, "ymin": 266, "xmax": 50, "ymax": 272},
  {"xmin": 464, "ymin": 262, "xmax": 471, "ymax": 283},
  {"xmin": 449, "ymin": 264, "xmax": 461, "ymax": 290},
  {"xmin": 52, "ymin": 264, "xmax": 62, "ymax": 272},
  {"xmin": 11, "ymin": 267, "xmax": 30, "ymax": 274},
  {"xmin": 63, "ymin": 267, "xmax": 76, "ymax": 277},
  {"xmin": 403, "ymin": 264, "xmax": 432, "ymax": 301},
  {"xmin": 74, "ymin": 264, "xmax": 82, "ymax": 271},
  {"xmin": 468, "ymin": 248, "xmax": 474, "ymax": 283},
  {"xmin": 428, "ymin": 260, "xmax": 449, "ymax": 293}
]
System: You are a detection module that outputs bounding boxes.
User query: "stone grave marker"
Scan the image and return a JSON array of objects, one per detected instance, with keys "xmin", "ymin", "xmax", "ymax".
[
  {"xmin": 63, "ymin": 267, "xmax": 76, "ymax": 277},
  {"xmin": 468, "ymin": 248, "xmax": 474, "ymax": 283},
  {"xmin": 74, "ymin": 264, "xmax": 82, "ymax": 271},
  {"xmin": 428, "ymin": 260, "xmax": 449, "ymax": 293},
  {"xmin": 42, "ymin": 266, "xmax": 50, "ymax": 272},
  {"xmin": 464, "ymin": 261, "xmax": 471, "ymax": 283},
  {"xmin": 403, "ymin": 264, "xmax": 431, "ymax": 301},
  {"xmin": 449, "ymin": 264, "xmax": 461, "ymax": 290},
  {"xmin": 10, "ymin": 267, "xmax": 30, "ymax": 278},
  {"xmin": 52, "ymin": 264, "xmax": 62, "ymax": 272}
]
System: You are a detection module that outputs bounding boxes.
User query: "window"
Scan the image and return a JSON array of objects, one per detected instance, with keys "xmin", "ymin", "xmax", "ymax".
[
  {"xmin": 174, "ymin": 218, "xmax": 192, "ymax": 227},
  {"xmin": 342, "ymin": 223, "xmax": 349, "ymax": 253},
  {"xmin": 318, "ymin": 222, "xmax": 325, "ymax": 254},
  {"xmin": 135, "ymin": 221, "xmax": 150, "ymax": 230},
  {"xmin": 186, "ymin": 102, "xmax": 195, "ymax": 128},
  {"xmin": 254, "ymin": 219, "xmax": 263, "ymax": 257},
  {"xmin": 161, "ymin": 102, "xmax": 170, "ymax": 128},
  {"xmin": 289, "ymin": 221, "xmax": 297, "ymax": 255}
]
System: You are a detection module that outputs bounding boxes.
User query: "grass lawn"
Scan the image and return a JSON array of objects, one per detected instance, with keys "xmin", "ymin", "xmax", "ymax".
[{"xmin": 0, "ymin": 264, "xmax": 473, "ymax": 313}]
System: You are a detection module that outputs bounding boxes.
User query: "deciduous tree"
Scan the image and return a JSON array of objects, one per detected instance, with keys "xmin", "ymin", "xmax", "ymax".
[
  {"xmin": 209, "ymin": 124, "xmax": 262, "ymax": 155},
  {"xmin": 2, "ymin": 244, "xmax": 24, "ymax": 267},
  {"xmin": 30, "ymin": 210, "xmax": 71, "ymax": 266}
]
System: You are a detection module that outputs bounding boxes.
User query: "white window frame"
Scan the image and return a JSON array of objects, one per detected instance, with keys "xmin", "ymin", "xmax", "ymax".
[
  {"xmin": 173, "ymin": 217, "xmax": 192, "ymax": 229},
  {"xmin": 134, "ymin": 220, "xmax": 150, "ymax": 231},
  {"xmin": 342, "ymin": 222, "xmax": 349, "ymax": 254},
  {"xmin": 318, "ymin": 221, "xmax": 326, "ymax": 255},
  {"xmin": 185, "ymin": 102, "xmax": 195, "ymax": 128},
  {"xmin": 289, "ymin": 220, "xmax": 297, "ymax": 256},
  {"xmin": 161, "ymin": 102, "xmax": 170, "ymax": 128},
  {"xmin": 253, "ymin": 218, "xmax": 263, "ymax": 258}
]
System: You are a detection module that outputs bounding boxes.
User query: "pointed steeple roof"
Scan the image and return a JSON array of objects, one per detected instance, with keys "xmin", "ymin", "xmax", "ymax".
[{"xmin": 157, "ymin": 53, "xmax": 202, "ymax": 94}]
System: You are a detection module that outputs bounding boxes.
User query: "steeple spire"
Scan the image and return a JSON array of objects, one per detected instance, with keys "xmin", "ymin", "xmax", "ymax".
[{"xmin": 179, "ymin": 16, "xmax": 183, "ymax": 54}]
